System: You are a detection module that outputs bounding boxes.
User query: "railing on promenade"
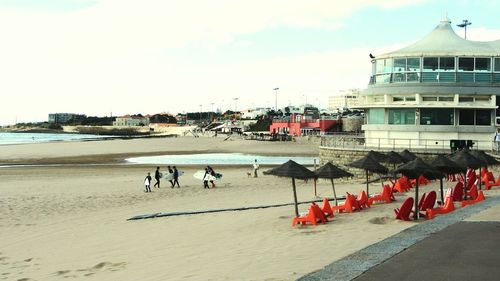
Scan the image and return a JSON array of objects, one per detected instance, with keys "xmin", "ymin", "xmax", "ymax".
[{"xmin": 320, "ymin": 135, "xmax": 494, "ymax": 153}]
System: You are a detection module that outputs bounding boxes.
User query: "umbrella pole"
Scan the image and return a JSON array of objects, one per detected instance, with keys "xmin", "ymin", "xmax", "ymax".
[
  {"xmin": 439, "ymin": 178, "xmax": 444, "ymax": 205},
  {"xmin": 366, "ymin": 170, "xmax": 369, "ymax": 196},
  {"xmin": 478, "ymin": 168, "xmax": 482, "ymax": 190},
  {"xmin": 331, "ymin": 178, "xmax": 338, "ymax": 207},
  {"xmin": 463, "ymin": 172, "xmax": 467, "ymax": 201},
  {"xmin": 414, "ymin": 181, "xmax": 419, "ymax": 220},
  {"xmin": 292, "ymin": 178, "xmax": 299, "ymax": 217},
  {"xmin": 314, "ymin": 178, "xmax": 317, "ymax": 197}
]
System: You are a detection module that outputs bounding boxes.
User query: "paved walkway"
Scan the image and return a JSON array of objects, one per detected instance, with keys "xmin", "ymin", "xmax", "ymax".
[{"xmin": 298, "ymin": 195, "xmax": 500, "ymax": 281}]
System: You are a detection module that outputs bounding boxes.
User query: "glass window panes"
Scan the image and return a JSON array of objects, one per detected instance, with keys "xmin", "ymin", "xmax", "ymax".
[
  {"xmin": 459, "ymin": 97, "xmax": 474, "ymax": 102},
  {"xmin": 423, "ymin": 57, "xmax": 438, "ymax": 71},
  {"xmin": 440, "ymin": 57, "xmax": 455, "ymax": 71},
  {"xmin": 405, "ymin": 97, "xmax": 416, "ymax": 101},
  {"xmin": 388, "ymin": 109, "xmax": 415, "ymax": 125},
  {"xmin": 476, "ymin": 110, "xmax": 491, "ymax": 125},
  {"xmin": 475, "ymin": 58, "xmax": 491, "ymax": 72},
  {"xmin": 422, "ymin": 96, "xmax": 437, "ymax": 101},
  {"xmin": 420, "ymin": 108, "xmax": 454, "ymax": 125},
  {"xmin": 368, "ymin": 108, "xmax": 385, "ymax": 124},
  {"xmin": 376, "ymin": 59, "xmax": 393, "ymax": 74},
  {"xmin": 438, "ymin": 97, "xmax": 454, "ymax": 102},
  {"xmin": 495, "ymin": 58, "xmax": 500, "ymax": 72},
  {"xmin": 459, "ymin": 110, "xmax": 474, "ymax": 125},
  {"xmin": 475, "ymin": 96, "xmax": 490, "ymax": 102},
  {"xmin": 407, "ymin": 58, "xmax": 420, "ymax": 72},
  {"xmin": 394, "ymin": 58, "xmax": 406, "ymax": 73},
  {"xmin": 458, "ymin": 57, "xmax": 474, "ymax": 71},
  {"xmin": 393, "ymin": 97, "xmax": 404, "ymax": 102}
]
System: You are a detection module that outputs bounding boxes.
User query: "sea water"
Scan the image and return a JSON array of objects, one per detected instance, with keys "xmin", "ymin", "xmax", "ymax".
[
  {"xmin": 126, "ymin": 153, "xmax": 319, "ymax": 165},
  {"xmin": 0, "ymin": 132, "xmax": 111, "ymax": 145}
]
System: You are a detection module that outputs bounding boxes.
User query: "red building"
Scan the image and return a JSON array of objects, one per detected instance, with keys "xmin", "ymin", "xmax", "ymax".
[{"xmin": 269, "ymin": 113, "xmax": 340, "ymax": 136}]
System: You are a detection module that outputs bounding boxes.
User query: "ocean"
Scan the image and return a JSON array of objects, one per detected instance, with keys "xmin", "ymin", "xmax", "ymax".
[{"xmin": 0, "ymin": 132, "xmax": 112, "ymax": 145}]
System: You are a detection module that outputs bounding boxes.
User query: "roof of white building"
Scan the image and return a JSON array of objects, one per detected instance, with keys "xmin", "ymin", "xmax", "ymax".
[{"xmin": 378, "ymin": 17, "xmax": 500, "ymax": 58}]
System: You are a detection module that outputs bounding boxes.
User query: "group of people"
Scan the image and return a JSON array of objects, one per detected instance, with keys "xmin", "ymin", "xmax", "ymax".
[
  {"xmin": 144, "ymin": 165, "xmax": 180, "ymax": 192},
  {"xmin": 203, "ymin": 166, "xmax": 217, "ymax": 189}
]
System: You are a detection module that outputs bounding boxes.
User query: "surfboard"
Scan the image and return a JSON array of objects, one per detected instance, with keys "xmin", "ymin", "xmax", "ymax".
[
  {"xmin": 193, "ymin": 170, "xmax": 222, "ymax": 181},
  {"xmin": 164, "ymin": 171, "xmax": 184, "ymax": 181}
]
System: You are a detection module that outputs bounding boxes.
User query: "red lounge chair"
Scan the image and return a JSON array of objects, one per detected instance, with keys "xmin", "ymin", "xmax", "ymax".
[
  {"xmin": 482, "ymin": 171, "xmax": 495, "ymax": 185},
  {"xmin": 393, "ymin": 178, "xmax": 410, "ymax": 193},
  {"xmin": 320, "ymin": 198, "xmax": 335, "ymax": 218},
  {"xmin": 452, "ymin": 181, "xmax": 464, "ymax": 202},
  {"xmin": 332, "ymin": 193, "xmax": 357, "ymax": 213},
  {"xmin": 461, "ymin": 191, "xmax": 485, "ymax": 207},
  {"xmin": 311, "ymin": 202, "xmax": 328, "ymax": 223},
  {"xmin": 466, "ymin": 185, "xmax": 478, "ymax": 200},
  {"xmin": 394, "ymin": 197, "xmax": 414, "ymax": 221},
  {"xmin": 292, "ymin": 206, "xmax": 317, "ymax": 226},
  {"xmin": 418, "ymin": 191, "xmax": 436, "ymax": 217},
  {"xmin": 426, "ymin": 197, "xmax": 455, "ymax": 219},
  {"xmin": 356, "ymin": 190, "xmax": 370, "ymax": 209},
  {"xmin": 484, "ymin": 175, "xmax": 500, "ymax": 190},
  {"xmin": 367, "ymin": 185, "xmax": 394, "ymax": 205}
]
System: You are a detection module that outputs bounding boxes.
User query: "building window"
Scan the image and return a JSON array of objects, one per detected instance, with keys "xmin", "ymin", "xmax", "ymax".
[
  {"xmin": 476, "ymin": 110, "xmax": 491, "ymax": 126},
  {"xmin": 459, "ymin": 110, "xmax": 475, "ymax": 125},
  {"xmin": 458, "ymin": 57, "xmax": 474, "ymax": 71},
  {"xmin": 393, "ymin": 58, "xmax": 406, "ymax": 73},
  {"xmin": 495, "ymin": 58, "xmax": 500, "ymax": 72},
  {"xmin": 422, "ymin": 96, "xmax": 438, "ymax": 102},
  {"xmin": 438, "ymin": 96, "xmax": 454, "ymax": 102},
  {"xmin": 405, "ymin": 96, "xmax": 416, "ymax": 101},
  {"xmin": 393, "ymin": 97, "xmax": 404, "ymax": 102},
  {"xmin": 420, "ymin": 108, "xmax": 454, "ymax": 125},
  {"xmin": 440, "ymin": 57, "xmax": 455, "ymax": 71},
  {"xmin": 407, "ymin": 57, "xmax": 420, "ymax": 72},
  {"xmin": 475, "ymin": 58, "xmax": 491, "ymax": 72},
  {"xmin": 388, "ymin": 109, "xmax": 415, "ymax": 125},
  {"xmin": 376, "ymin": 59, "xmax": 393, "ymax": 74},
  {"xmin": 423, "ymin": 57, "xmax": 438, "ymax": 71},
  {"xmin": 459, "ymin": 97, "xmax": 474, "ymax": 102},
  {"xmin": 475, "ymin": 96, "xmax": 490, "ymax": 102},
  {"xmin": 368, "ymin": 108, "xmax": 385, "ymax": 124}
]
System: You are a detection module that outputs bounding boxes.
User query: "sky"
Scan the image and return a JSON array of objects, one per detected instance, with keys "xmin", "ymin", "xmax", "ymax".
[{"xmin": 1, "ymin": 0, "xmax": 500, "ymax": 125}]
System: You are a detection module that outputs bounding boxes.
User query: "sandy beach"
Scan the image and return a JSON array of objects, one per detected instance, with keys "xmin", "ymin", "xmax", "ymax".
[{"xmin": 1, "ymin": 136, "xmax": 498, "ymax": 281}]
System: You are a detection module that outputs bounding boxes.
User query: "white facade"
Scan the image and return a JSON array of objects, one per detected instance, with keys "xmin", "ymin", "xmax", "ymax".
[
  {"xmin": 328, "ymin": 89, "xmax": 360, "ymax": 110},
  {"xmin": 113, "ymin": 117, "xmax": 150, "ymax": 126}
]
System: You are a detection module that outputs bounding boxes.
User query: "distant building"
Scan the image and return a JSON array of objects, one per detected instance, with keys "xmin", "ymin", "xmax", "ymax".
[
  {"xmin": 48, "ymin": 113, "xmax": 86, "ymax": 124},
  {"xmin": 269, "ymin": 113, "xmax": 339, "ymax": 136},
  {"xmin": 241, "ymin": 108, "xmax": 271, "ymax": 119},
  {"xmin": 113, "ymin": 115, "xmax": 150, "ymax": 126},
  {"xmin": 328, "ymin": 89, "xmax": 360, "ymax": 110}
]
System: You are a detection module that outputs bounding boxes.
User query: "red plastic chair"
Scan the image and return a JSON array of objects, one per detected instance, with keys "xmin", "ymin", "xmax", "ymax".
[
  {"xmin": 461, "ymin": 191, "xmax": 485, "ymax": 207},
  {"xmin": 418, "ymin": 191, "xmax": 436, "ymax": 217},
  {"xmin": 426, "ymin": 197, "xmax": 455, "ymax": 219},
  {"xmin": 394, "ymin": 197, "xmax": 414, "ymax": 221},
  {"xmin": 356, "ymin": 190, "xmax": 370, "ymax": 209},
  {"xmin": 484, "ymin": 175, "xmax": 500, "ymax": 190},
  {"xmin": 311, "ymin": 202, "xmax": 328, "ymax": 224},
  {"xmin": 452, "ymin": 181, "xmax": 464, "ymax": 202},
  {"xmin": 320, "ymin": 198, "xmax": 335, "ymax": 218},
  {"xmin": 292, "ymin": 206, "xmax": 317, "ymax": 226},
  {"xmin": 332, "ymin": 193, "xmax": 357, "ymax": 213},
  {"xmin": 368, "ymin": 185, "xmax": 393, "ymax": 205},
  {"xmin": 466, "ymin": 185, "xmax": 478, "ymax": 200}
]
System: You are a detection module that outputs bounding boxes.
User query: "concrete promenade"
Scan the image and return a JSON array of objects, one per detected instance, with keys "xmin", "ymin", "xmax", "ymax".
[{"xmin": 299, "ymin": 195, "xmax": 500, "ymax": 281}]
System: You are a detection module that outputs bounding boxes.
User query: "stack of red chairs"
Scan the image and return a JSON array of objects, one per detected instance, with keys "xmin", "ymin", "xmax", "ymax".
[{"xmin": 368, "ymin": 185, "xmax": 395, "ymax": 205}]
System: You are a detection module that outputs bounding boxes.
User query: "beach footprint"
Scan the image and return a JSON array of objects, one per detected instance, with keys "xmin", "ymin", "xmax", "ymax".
[
  {"xmin": 55, "ymin": 261, "xmax": 127, "ymax": 278},
  {"xmin": 368, "ymin": 216, "xmax": 392, "ymax": 225}
]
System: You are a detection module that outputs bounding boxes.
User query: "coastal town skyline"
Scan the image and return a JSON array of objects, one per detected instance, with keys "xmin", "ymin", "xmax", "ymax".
[{"xmin": 1, "ymin": 0, "xmax": 500, "ymax": 126}]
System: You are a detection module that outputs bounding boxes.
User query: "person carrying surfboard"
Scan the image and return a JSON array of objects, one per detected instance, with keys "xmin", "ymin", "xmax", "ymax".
[
  {"xmin": 203, "ymin": 168, "xmax": 210, "ymax": 189},
  {"xmin": 144, "ymin": 172, "xmax": 152, "ymax": 192},
  {"xmin": 154, "ymin": 166, "xmax": 161, "ymax": 188},
  {"xmin": 207, "ymin": 166, "xmax": 216, "ymax": 188},
  {"xmin": 167, "ymin": 166, "xmax": 174, "ymax": 188}
]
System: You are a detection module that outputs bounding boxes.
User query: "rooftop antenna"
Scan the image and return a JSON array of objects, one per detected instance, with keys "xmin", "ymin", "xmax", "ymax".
[{"xmin": 457, "ymin": 19, "xmax": 472, "ymax": 40}]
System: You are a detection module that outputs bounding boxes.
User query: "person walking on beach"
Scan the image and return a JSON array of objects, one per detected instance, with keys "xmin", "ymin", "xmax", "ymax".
[
  {"xmin": 253, "ymin": 159, "xmax": 260, "ymax": 178},
  {"xmin": 203, "ymin": 168, "xmax": 210, "ymax": 189},
  {"xmin": 495, "ymin": 128, "xmax": 500, "ymax": 152},
  {"xmin": 173, "ymin": 166, "xmax": 180, "ymax": 188},
  {"xmin": 154, "ymin": 166, "xmax": 161, "ymax": 188},
  {"xmin": 167, "ymin": 165, "xmax": 174, "ymax": 188},
  {"xmin": 144, "ymin": 172, "xmax": 152, "ymax": 192}
]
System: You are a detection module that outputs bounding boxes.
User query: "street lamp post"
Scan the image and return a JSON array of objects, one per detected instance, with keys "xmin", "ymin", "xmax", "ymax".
[
  {"xmin": 199, "ymin": 104, "xmax": 202, "ymax": 123},
  {"xmin": 457, "ymin": 19, "xmax": 472, "ymax": 40},
  {"xmin": 273, "ymin": 87, "xmax": 279, "ymax": 111},
  {"xmin": 233, "ymin": 98, "xmax": 239, "ymax": 112}
]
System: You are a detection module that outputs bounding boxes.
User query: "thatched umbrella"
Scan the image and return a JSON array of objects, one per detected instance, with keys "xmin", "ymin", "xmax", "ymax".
[
  {"xmin": 448, "ymin": 150, "xmax": 485, "ymax": 200},
  {"xmin": 431, "ymin": 155, "xmax": 466, "ymax": 204},
  {"xmin": 265, "ymin": 160, "xmax": 316, "ymax": 217},
  {"xmin": 315, "ymin": 162, "xmax": 354, "ymax": 206},
  {"xmin": 348, "ymin": 154, "xmax": 388, "ymax": 195},
  {"xmin": 393, "ymin": 158, "xmax": 443, "ymax": 220},
  {"xmin": 367, "ymin": 150, "xmax": 387, "ymax": 162},
  {"xmin": 399, "ymin": 149, "xmax": 417, "ymax": 163},
  {"xmin": 468, "ymin": 150, "xmax": 496, "ymax": 190}
]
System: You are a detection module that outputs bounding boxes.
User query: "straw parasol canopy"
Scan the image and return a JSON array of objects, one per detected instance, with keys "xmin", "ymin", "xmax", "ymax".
[
  {"xmin": 348, "ymin": 154, "xmax": 388, "ymax": 195},
  {"xmin": 315, "ymin": 162, "xmax": 354, "ymax": 206},
  {"xmin": 431, "ymin": 154, "xmax": 466, "ymax": 203},
  {"xmin": 393, "ymin": 158, "xmax": 443, "ymax": 220},
  {"xmin": 448, "ymin": 150, "xmax": 486, "ymax": 199},
  {"xmin": 399, "ymin": 149, "xmax": 417, "ymax": 163},
  {"xmin": 367, "ymin": 150, "xmax": 387, "ymax": 162},
  {"xmin": 265, "ymin": 160, "xmax": 316, "ymax": 217},
  {"xmin": 469, "ymin": 150, "xmax": 499, "ymax": 167},
  {"xmin": 383, "ymin": 151, "xmax": 407, "ymax": 165}
]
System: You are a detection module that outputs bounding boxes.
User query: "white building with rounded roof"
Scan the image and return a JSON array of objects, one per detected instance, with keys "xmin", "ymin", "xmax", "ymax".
[{"xmin": 356, "ymin": 17, "xmax": 500, "ymax": 150}]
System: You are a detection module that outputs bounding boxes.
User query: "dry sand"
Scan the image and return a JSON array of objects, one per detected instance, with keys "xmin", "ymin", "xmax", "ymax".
[{"xmin": 0, "ymin": 136, "xmax": 497, "ymax": 280}]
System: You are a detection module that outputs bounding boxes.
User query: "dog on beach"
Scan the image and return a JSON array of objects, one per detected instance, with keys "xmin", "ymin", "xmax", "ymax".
[{"xmin": 246, "ymin": 172, "xmax": 252, "ymax": 177}]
